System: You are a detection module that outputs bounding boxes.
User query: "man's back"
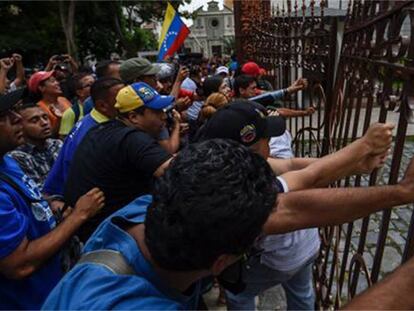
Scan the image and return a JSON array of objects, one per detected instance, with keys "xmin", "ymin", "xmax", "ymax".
[
  {"xmin": 43, "ymin": 113, "xmax": 100, "ymax": 196},
  {"xmin": 64, "ymin": 119, "xmax": 171, "ymax": 241},
  {"xmin": 42, "ymin": 196, "xmax": 198, "ymax": 310}
]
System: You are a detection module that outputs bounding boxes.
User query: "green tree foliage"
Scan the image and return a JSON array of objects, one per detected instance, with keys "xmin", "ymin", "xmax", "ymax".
[{"xmin": 0, "ymin": 0, "xmax": 191, "ymax": 65}]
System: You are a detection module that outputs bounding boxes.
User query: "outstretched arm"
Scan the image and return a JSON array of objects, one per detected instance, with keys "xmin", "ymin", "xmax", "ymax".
[
  {"xmin": 276, "ymin": 107, "xmax": 315, "ymax": 118},
  {"xmin": 342, "ymin": 256, "xmax": 414, "ymax": 309},
  {"xmin": 170, "ymin": 66, "xmax": 189, "ymax": 99},
  {"xmin": 264, "ymin": 153, "xmax": 414, "ymax": 234},
  {"xmin": 267, "ymin": 157, "xmax": 317, "ymax": 175},
  {"xmin": 12, "ymin": 54, "xmax": 25, "ymax": 88},
  {"xmin": 280, "ymin": 122, "xmax": 394, "ymax": 191},
  {"xmin": 264, "ymin": 184, "xmax": 406, "ymax": 234},
  {"xmin": 0, "ymin": 188, "xmax": 104, "ymax": 280},
  {"xmin": 0, "ymin": 58, "xmax": 13, "ymax": 94}
]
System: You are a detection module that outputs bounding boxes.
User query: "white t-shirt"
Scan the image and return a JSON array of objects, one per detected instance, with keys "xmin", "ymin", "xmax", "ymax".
[{"xmin": 255, "ymin": 133, "xmax": 320, "ymax": 272}]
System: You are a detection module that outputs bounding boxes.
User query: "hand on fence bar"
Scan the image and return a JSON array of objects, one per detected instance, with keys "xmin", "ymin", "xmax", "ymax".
[
  {"xmin": 264, "ymin": 154, "xmax": 414, "ymax": 236},
  {"xmin": 287, "ymin": 78, "xmax": 308, "ymax": 94},
  {"xmin": 276, "ymin": 122, "xmax": 394, "ymax": 191},
  {"xmin": 354, "ymin": 122, "xmax": 394, "ymax": 174},
  {"xmin": 362, "ymin": 123, "xmax": 394, "ymax": 155}
]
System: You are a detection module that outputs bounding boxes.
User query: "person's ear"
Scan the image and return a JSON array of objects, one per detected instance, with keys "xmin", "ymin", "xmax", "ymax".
[
  {"xmin": 127, "ymin": 110, "xmax": 140, "ymax": 124},
  {"xmin": 211, "ymin": 254, "xmax": 239, "ymax": 276}
]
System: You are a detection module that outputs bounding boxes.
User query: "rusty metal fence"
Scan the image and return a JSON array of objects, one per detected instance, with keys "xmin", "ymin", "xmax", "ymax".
[{"xmin": 234, "ymin": 0, "xmax": 414, "ymax": 308}]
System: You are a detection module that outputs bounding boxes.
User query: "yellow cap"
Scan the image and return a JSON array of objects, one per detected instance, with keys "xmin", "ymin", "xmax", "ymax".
[{"xmin": 115, "ymin": 82, "xmax": 174, "ymax": 113}]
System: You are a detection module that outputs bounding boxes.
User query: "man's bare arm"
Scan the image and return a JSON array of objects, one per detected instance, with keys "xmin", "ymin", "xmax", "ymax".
[
  {"xmin": 267, "ymin": 157, "xmax": 317, "ymax": 175},
  {"xmin": 264, "ymin": 184, "xmax": 407, "ymax": 234},
  {"xmin": 264, "ymin": 153, "xmax": 414, "ymax": 234},
  {"xmin": 12, "ymin": 54, "xmax": 25, "ymax": 87},
  {"xmin": 342, "ymin": 256, "xmax": 414, "ymax": 309},
  {"xmin": 170, "ymin": 66, "xmax": 189, "ymax": 98},
  {"xmin": 0, "ymin": 188, "xmax": 104, "ymax": 280},
  {"xmin": 280, "ymin": 123, "xmax": 394, "ymax": 191}
]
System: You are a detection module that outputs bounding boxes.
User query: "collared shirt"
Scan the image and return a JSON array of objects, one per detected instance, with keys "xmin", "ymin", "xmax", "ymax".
[
  {"xmin": 89, "ymin": 107, "xmax": 109, "ymax": 123},
  {"xmin": 9, "ymin": 139, "xmax": 63, "ymax": 190}
]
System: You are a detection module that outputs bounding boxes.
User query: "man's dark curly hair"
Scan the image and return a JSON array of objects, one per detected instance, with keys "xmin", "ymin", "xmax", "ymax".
[{"xmin": 145, "ymin": 139, "xmax": 277, "ymax": 271}]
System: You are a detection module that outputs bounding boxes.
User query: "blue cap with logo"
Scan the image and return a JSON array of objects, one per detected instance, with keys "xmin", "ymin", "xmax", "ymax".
[{"xmin": 115, "ymin": 82, "xmax": 174, "ymax": 113}]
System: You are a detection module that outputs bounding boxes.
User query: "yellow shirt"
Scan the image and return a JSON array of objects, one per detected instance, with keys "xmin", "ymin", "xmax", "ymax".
[{"xmin": 59, "ymin": 103, "xmax": 84, "ymax": 136}]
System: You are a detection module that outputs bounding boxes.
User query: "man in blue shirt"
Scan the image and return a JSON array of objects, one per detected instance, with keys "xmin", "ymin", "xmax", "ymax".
[
  {"xmin": 43, "ymin": 139, "xmax": 278, "ymax": 309},
  {"xmin": 43, "ymin": 136, "xmax": 414, "ymax": 310},
  {"xmin": 43, "ymin": 77, "xmax": 124, "ymax": 197},
  {"xmin": 0, "ymin": 89, "xmax": 105, "ymax": 309}
]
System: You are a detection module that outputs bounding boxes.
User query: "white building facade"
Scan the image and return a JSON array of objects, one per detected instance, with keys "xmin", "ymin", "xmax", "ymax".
[{"xmin": 184, "ymin": 1, "xmax": 234, "ymax": 58}]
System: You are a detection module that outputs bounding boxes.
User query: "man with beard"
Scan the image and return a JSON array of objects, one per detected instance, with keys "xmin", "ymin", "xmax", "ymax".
[{"xmin": 9, "ymin": 103, "xmax": 62, "ymax": 189}]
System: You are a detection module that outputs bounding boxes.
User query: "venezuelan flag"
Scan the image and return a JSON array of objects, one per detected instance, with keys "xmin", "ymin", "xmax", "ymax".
[{"xmin": 158, "ymin": 3, "xmax": 190, "ymax": 61}]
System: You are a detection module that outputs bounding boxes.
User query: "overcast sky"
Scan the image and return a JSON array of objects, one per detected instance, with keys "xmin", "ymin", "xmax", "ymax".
[
  {"xmin": 177, "ymin": 0, "xmax": 348, "ymax": 26},
  {"xmin": 179, "ymin": 0, "xmax": 224, "ymax": 26}
]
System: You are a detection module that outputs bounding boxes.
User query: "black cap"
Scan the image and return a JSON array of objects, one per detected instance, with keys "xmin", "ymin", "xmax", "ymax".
[
  {"xmin": 197, "ymin": 99, "xmax": 286, "ymax": 146},
  {"xmin": 0, "ymin": 88, "xmax": 26, "ymax": 114}
]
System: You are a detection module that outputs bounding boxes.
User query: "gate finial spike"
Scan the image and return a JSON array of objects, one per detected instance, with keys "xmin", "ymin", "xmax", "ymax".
[{"xmin": 294, "ymin": 0, "xmax": 298, "ymax": 17}]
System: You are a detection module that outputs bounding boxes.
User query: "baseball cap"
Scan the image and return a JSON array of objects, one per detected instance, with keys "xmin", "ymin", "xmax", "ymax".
[
  {"xmin": 197, "ymin": 100, "xmax": 285, "ymax": 146},
  {"xmin": 241, "ymin": 62, "xmax": 261, "ymax": 77},
  {"xmin": 215, "ymin": 66, "xmax": 229, "ymax": 76},
  {"xmin": 120, "ymin": 57, "xmax": 159, "ymax": 82},
  {"xmin": 115, "ymin": 82, "xmax": 174, "ymax": 113},
  {"xmin": 0, "ymin": 88, "xmax": 26, "ymax": 113},
  {"xmin": 28, "ymin": 71, "xmax": 55, "ymax": 93},
  {"xmin": 155, "ymin": 63, "xmax": 175, "ymax": 80}
]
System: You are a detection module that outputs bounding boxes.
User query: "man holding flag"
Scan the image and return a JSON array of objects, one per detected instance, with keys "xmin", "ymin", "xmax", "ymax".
[{"xmin": 158, "ymin": 3, "xmax": 190, "ymax": 61}]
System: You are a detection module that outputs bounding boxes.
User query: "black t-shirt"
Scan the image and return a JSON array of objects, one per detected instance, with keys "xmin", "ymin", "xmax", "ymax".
[{"xmin": 64, "ymin": 119, "xmax": 171, "ymax": 241}]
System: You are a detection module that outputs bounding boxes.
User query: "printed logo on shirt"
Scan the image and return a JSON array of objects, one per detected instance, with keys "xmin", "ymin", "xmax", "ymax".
[
  {"xmin": 22, "ymin": 175, "xmax": 56, "ymax": 228},
  {"xmin": 22, "ymin": 175, "xmax": 42, "ymax": 200},
  {"xmin": 31, "ymin": 201, "xmax": 55, "ymax": 224}
]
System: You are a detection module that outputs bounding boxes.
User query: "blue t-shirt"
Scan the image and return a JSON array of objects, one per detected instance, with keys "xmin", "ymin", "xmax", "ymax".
[
  {"xmin": 0, "ymin": 156, "xmax": 62, "ymax": 310},
  {"xmin": 43, "ymin": 114, "xmax": 99, "ymax": 196},
  {"xmin": 83, "ymin": 96, "xmax": 94, "ymax": 115},
  {"xmin": 43, "ymin": 195, "xmax": 201, "ymax": 310}
]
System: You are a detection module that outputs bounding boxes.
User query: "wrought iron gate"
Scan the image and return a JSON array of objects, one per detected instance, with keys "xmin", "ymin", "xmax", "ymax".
[{"xmin": 234, "ymin": 0, "xmax": 414, "ymax": 308}]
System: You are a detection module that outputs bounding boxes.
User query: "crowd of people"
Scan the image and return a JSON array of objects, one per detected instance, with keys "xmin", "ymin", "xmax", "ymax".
[{"xmin": 1, "ymin": 51, "xmax": 414, "ymax": 310}]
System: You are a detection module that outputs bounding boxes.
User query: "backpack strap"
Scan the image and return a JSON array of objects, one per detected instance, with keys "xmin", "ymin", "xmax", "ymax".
[
  {"xmin": 71, "ymin": 98, "xmax": 81, "ymax": 124},
  {"xmin": 77, "ymin": 249, "xmax": 136, "ymax": 275}
]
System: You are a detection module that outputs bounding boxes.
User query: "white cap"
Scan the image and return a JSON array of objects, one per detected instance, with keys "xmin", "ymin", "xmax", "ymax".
[{"xmin": 215, "ymin": 66, "xmax": 229, "ymax": 76}]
